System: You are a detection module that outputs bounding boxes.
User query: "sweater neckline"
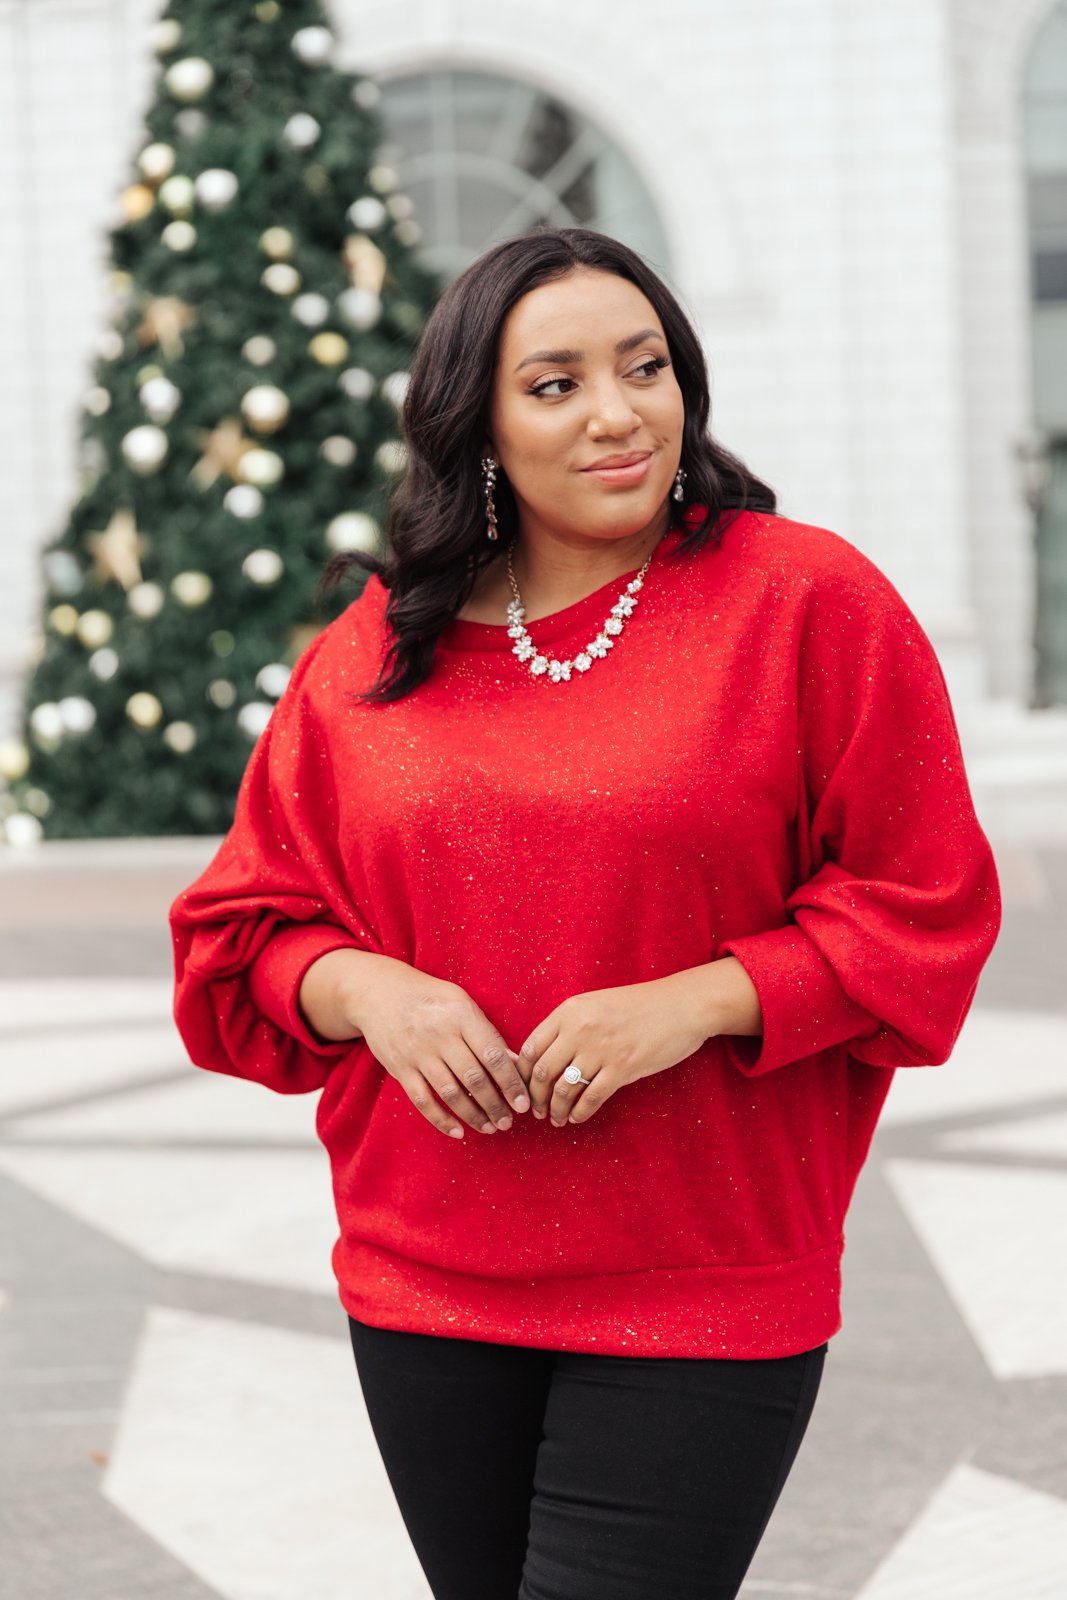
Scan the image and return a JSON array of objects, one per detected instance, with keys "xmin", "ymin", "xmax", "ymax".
[{"xmin": 440, "ymin": 523, "xmax": 688, "ymax": 653}]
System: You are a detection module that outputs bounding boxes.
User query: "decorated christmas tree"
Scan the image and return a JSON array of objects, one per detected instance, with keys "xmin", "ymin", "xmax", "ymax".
[{"xmin": 1, "ymin": 0, "xmax": 441, "ymax": 843}]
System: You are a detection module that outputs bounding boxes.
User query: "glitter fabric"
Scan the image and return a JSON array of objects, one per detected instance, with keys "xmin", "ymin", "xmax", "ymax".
[{"xmin": 168, "ymin": 509, "xmax": 1002, "ymax": 1359}]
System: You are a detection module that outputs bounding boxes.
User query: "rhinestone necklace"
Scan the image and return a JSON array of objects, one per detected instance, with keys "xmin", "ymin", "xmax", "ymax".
[{"xmin": 504, "ymin": 539, "xmax": 659, "ymax": 682}]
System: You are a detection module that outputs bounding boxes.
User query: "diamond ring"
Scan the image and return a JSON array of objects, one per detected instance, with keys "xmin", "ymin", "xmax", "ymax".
[{"xmin": 562, "ymin": 1065, "xmax": 591, "ymax": 1087}]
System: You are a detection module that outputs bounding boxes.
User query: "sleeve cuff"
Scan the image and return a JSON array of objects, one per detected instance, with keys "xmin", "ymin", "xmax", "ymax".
[
  {"xmin": 717, "ymin": 924, "xmax": 880, "ymax": 1075},
  {"xmin": 246, "ymin": 922, "xmax": 371, "ymax": 1056}
]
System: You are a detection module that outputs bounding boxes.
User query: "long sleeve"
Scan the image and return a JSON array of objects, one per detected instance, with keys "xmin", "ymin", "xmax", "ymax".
[
  {"xmin": 718, "ymin": 545, "xmax": 1002, "ymax": 1077},
  {"xmin": 169, "ymin": 625, "xmax": 382, "ymax": 1094}
]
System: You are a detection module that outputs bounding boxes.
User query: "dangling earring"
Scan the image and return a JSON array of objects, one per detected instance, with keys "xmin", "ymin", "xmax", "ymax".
[
  {"xmin": 672, "ymin": 466, "xmax": 687, "ymax": 503},
  {"xmin": 481, "ymin": 456, "xmax": 499, "ymax": 541}
]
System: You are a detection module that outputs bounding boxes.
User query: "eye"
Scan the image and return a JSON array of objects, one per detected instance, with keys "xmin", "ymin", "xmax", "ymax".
[{"xmin": 529, "ymin": 375, "xmax": 578, "ymax": 398}]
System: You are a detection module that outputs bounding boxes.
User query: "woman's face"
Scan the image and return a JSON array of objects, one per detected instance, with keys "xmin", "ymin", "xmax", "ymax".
[{"xmin": 486, "ymin": 267, "xmax": 685, "ymax": 547}]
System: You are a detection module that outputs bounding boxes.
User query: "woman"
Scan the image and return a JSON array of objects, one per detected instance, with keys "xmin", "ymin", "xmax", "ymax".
[{"xmin": 170, "ymin": 226, "xmax": 1001, "ymax": 1600}]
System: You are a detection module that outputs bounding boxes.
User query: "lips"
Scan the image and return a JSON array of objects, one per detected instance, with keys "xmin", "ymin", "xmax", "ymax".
[{"xmin": 582, "ymin": 451, "xmax": 652, "ymax": 471}]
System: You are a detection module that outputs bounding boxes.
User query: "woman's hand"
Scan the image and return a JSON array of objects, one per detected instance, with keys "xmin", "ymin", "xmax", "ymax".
[
  {"xmin": 519, "ymin": 960, "xmax": 762, "ymax": 1126},
  {"xmin": 307, "ymin": 951, "xmax": 530, "ymax": 1140}
]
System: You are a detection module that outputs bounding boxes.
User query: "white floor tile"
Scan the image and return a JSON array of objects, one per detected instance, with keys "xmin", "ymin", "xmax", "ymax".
[
  {"xmin": 940, "ymin": 1110, "xmax": 1067, "ymax": 1160},
  {"xmin": 879, "ymin": 1009, "xmax": 1067, "ymax": 1129},
  {"xmin": 856, "ymin": 1463, "xmax": 1067, "ymax": 1599},
  {"xmin": 105, "ymin": 1305, "xmax": 431, "ymax": 1600},
  {"xmin": 0, "ymin": 1145, "xmax": 338, "ymax": 1293},
  {"xmin": 884, "ymin": 1159, "xmax": 1067, "ymax": 1378},
  {"xmin": 6, "ymin": 1067, "xmax": 319, "ymax": 1143}
]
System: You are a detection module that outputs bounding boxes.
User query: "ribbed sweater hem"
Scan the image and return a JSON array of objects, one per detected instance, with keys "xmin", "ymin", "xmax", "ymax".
[{"xmin": 334, "ymin": 1237, "xmax": 843, "ymax": 1360}]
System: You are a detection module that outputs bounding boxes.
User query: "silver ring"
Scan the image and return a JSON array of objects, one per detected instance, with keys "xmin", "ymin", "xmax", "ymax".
[{"xmin": 562, "ymin": 1064, "xmax": 591, "ymax": 1087}]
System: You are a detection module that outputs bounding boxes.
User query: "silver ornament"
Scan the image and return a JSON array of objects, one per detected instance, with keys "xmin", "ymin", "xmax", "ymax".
[
  {"xmin": 122, "ymin": 425, "xmax": 169, "ymax": 474},
  {"xmin": 165, "ymin": 57, "xmax": 214, "ymax": 103},
  {"xmin": 291, "ymin": 26, "xmax": 334, "ymax": 66},
  {"xmin": 195, "ymin": 168, "xmax": 239, "ymax": 212},
  {"xmin": 282, "ymin": 113, "xmax": 321, "ymax": 151}
]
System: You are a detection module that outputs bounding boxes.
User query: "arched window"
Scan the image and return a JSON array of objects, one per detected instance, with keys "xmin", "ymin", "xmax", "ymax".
[
  {"xmin": 1024, "ymin": 3, "xmax": 1067, "ymax": 704},
  {"xmin": 374, "ymin": 68, "xmax": 670, "ymax": 282}
]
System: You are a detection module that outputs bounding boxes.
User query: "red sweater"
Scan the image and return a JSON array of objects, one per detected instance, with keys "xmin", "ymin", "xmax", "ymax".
[{"xmin": 169, "ymin": 509, "xmax": 1001, "ymax": 1358}]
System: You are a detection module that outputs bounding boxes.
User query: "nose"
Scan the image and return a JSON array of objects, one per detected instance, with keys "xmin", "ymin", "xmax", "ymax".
[{"xmin": 587, "ymin": 377, "xmax": 641, "ymax": 439}]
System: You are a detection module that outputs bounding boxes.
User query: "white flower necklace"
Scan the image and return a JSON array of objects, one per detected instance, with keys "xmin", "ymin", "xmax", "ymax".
[{"xmin": 504, "ymin": 540, "xmax": 658, "ymax": 682}]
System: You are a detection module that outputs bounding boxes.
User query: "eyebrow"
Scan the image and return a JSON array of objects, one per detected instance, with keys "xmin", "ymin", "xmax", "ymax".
[{"xmin": 513, "ymin": 327, "xmax": 665, "ymax": 374}]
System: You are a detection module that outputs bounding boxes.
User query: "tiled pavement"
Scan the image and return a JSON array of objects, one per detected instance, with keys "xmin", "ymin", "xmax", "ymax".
[{"xmin": 1, "ymin": 839, "xmax": 1066, "ymax": 1599}]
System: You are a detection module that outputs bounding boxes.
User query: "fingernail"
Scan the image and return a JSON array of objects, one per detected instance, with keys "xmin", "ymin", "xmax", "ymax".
[
  {"xmin": 533, "ymin": 1108, "xmax": 546, "ymax": 1120},
  {"xmin": 550, "ymin": 1117, "xmax": 564, "ymax": 1128},
  {"xmin": 495, "ymin": 1115, "xmax": 513, "ymax": 1131},
  {"xmin": 479, "ymin": 1122, "xmax": 496, "ymax": 1134},
  {"xmin": 513, "ymin": 1094, "xmax": 530, "ymax": 1113},
  {"xmin": 449, "ymin": 1128, "xmax": 464, "ymax": 1139}
]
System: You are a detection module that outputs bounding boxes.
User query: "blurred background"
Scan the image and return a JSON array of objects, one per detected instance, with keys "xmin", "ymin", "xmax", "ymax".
[{"xmin": 1, "ymin": 3, "xmax": 1065, "ymax": 1598}]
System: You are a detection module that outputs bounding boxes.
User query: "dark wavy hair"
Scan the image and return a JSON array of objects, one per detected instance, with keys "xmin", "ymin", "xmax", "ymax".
[{"xmin": 316, "ymin": 226, "xmax": 778, "ymax": 702}]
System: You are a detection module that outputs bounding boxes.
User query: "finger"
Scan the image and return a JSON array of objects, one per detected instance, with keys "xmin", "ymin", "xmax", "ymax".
[
  {"xmin": 547, "ymin": 1062, "xmax": 595, "ymax": 1126},
  {"xmin": 466, "ymin": 1028, "xmax": 532, "ymax": 1114},
  {"xmin": 524, "ymin": 1034, "xmax": 571, "ymax": 1117},
  {"xmin": 560, "ymin": 1069, "xmax": 614, "ymax": 1126},
  {"xmin": 421, "ymin": 1059, "xmax": 501, "ymax": 1135},
  {"xmin": 441, "ymin": 1040, "xmax": 519, "ymax": 1131},
  {"xmin": 393, "ymin": 1065, "xmax": 471, "ymax": 1140}
]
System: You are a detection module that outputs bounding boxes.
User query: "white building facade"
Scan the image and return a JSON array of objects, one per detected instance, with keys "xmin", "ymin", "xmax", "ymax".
[{"xmin": 1, "ymin": 0, "xmax": 1065, "ymax": 831}]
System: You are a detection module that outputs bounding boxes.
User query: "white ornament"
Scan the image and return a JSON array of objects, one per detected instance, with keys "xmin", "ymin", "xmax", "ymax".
[
  {"xmin": 89, "ymin": 647, "xmax": 119, "ymax": 681},
  {"xmin": 31, "ymin": 703, "xmax": 64, "ymax": 741},
  {"xmin": 242, "ymin": 548, "xmax": 284, "ymax": 584},
  {"xmin": 320, "ymin": 435, "xmax": 357, "ymax": 467},
  {"xmin": 283, "ymin": 113, "xmax": 321, "ymax": 151},
  {"xmin": 139, "ymin": 143, "xmax": 176, "ymax": 184},
  {"xmin": 505, "ymin": 551, "xmax": 654, "ymax": 684},
  {"xmin": 139, "ymin": 375, "xmax": 182, "ymax": 423},
  {"xmin": 77, "ymin": 610, "xmax": 114, "ymax": 648},
  {"xmin": 0, "ymin": 736, "xmax": 30, "ymax": 781},
  {"xmin": 158, "ymin": 175, "xmax": 195, "ymax": 214},
  {"xmin": 241, "ymin": 384, "xmax": 290, "ymax": 432},
  {"xmin": 292, "ymin": 292, "xmax": 330, "ymax": 327},
  {"xmin": 339, "ymin": 367, "xmax": 375, "ymax": 401},
  {"xmin": 337, "ymin": 287, "xmax": 382, "ymax": 331},
  {"xmin": 3, "ymin": 813, "xmax": 43, "ymax": 849},
  {"xmin": 195, "ymin": 168, "xmax": 239, "ymax": 211},
  {"xmin": 353, "ymin": 79, "xmax": 380, "ymax": 109},
  {"xmin": 291, "ymin": 26, "xmax": 334, "ymax": 66},
  {"xmin": 128, "ymin": 581, "xmax": 165, "ymax": 619},
  {"xmin": 161, "ymin": 220, "xmax": 197, "ymax": 252},
  {"xmin": 238, "ymin": 701, "xmax": 274, "ymax": 739},
  {"xmin": 223, "ymin": 484, "xmax": 264, "ymax": 519},
  {"xmin": 255, "ymin": 662, "xmax": 292, "ymax": 699},
  {"xmin": 150, "ymin": 20, "xmax": 182, "ymax": 54},
  {"xmin": 175, "ymin": 108, "xmax": 207, "ymax": 140},
  {"xmin": 165, "ymin": 57, "xmax": 214, "ymax": 103},
  {"xmin": 375, "ymin": 440, "xmax": 407, "ymax": 475},
  {"xmin": 381, "ymin": 371, "xmax": 410, "ymax": 409},
  {"xmin": 207, "ymin": 678, "xmax": 237, "ymax": 709},
  {"xmin": 326, "ymin": 512, "xmax": 379, "ymax": 553},
  {"xmin": 97, "ymin": 329, "xmax": 124, "ymax": 361},
  {"xmin": 262, "ymin": 262, "xmax": 301, "ymax": 296},
  {"xmin": 122, "ymin": 425, "xmax": 169, "ymax": 474},
  {"xmin": 171, "ymin": 571, "xmax": 213, "ymax": 607},
  {"xmin": 58, "ymin": 696, "xmax": 96, "ymax": 734},
  {"xmin": 43, "ymin": 551, "xmax": 84, "ymax": 597},
  {"xmin": 242, "ymin": 335, "xmax": 276, "ymax": 366},
  {"xmin": 84, "ymin": 385, "xmax": 110, "ymax": 415},
  {"xmin": 259, "ymin": 227, "xmax": 294, "ymax": 260},
  {"xmin": 346, "ymin": 196, "xmax": 387, "ymax": 232},
  {"xmin": 126, "ymin": 691, "xmax": 164, "ymax": 729},
  {"xmin": 239, "ymin": 448, "xmax": 284, "ymax": 488},
  {"xmin": 163, "ymin": 721, "xmax": 197, "ymax": 754}
]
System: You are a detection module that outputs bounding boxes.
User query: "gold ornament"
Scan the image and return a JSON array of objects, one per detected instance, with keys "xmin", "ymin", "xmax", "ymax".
[
  {"xmin": 309, "ymin": 332, "xmax": 349, "ymax": 366},
  {"xmin": 259, "ymin": 226, "xmax": 294, "ymax": 260},
  {"xmin": 289, "ymin": 622, "xmax": 323, "ymax": 658},
  {"xmin": 136, "ymin": 295, "xmax": 198, "ymax": 359},
  {"xmin": 189, "ymin": 417, "xmax": 258, "ymax": 489},
  {"xmin": 120, "ymin": 185, "xmax": 156, "ymax": 224},
  {"xmin": 0, "ymin": 737, "xmax": 30, "ymax": 782},
  {"xmin": 48, "ymin": 605, "xmax": 79, "ymax": 636},
  {"xmin": 342, "ymin": 234, "xmax": 387, "ymax": 293},
  {"xmin": 126, "ymin": 691, "xmax": 164, "ymax": 729},
  {"xmin": 139, "ymin": 143, "xmax": 176, "ymax": 184},
  {"xmin": 86, "ymin": 506, "xmax": 149, "ymax": 590},
  {"xmin": 77, "ymin": 610, "xmax": 114, "ymax": 649}
]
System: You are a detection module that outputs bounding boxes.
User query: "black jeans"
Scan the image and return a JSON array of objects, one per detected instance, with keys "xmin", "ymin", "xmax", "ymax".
[{"xmin": 348, "ymin": 1315, "xmax": 827, "ymax": 1600}]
